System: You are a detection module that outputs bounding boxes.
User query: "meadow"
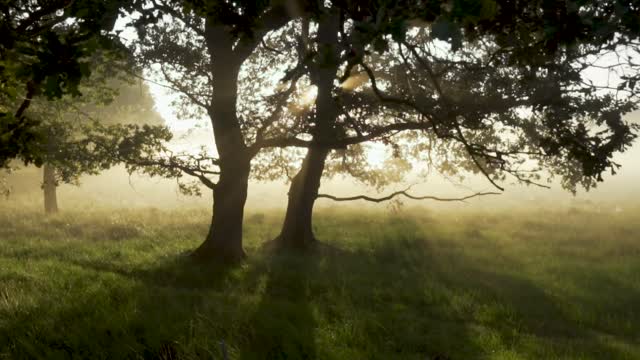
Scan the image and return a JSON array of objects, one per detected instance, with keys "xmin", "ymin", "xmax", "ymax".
[{"xmin": 0, "ymin": 203, "xmax": 639, "ymax": 359}]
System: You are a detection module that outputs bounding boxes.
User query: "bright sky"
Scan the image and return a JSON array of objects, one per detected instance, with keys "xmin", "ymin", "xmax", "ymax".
[
  {"xmin": 143, "ymin": 43, "xmax": 638, "ymax": 135},
  {"xmin": 113, "ymin": 15, "xmax": 640, "ymax": 192},
  {"xmin": 114, "ymin": 14, "xmax": 638, "ymax": 131}
]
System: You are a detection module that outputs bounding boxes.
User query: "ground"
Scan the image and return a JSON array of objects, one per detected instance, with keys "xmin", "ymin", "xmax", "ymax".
[{"xmin": 0, "ymin": 204, "xmax": 639, "ymax": 359}]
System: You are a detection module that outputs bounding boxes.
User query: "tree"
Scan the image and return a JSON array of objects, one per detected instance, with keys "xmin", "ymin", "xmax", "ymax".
[
  {"xmin": 23, "ymin": 77, "xmax": 166, "ymax": 214},
  {"xmin": 124, "ymin": 0, "xmax": 640, "ymax": 261},
  {"xmin": 270, "ymin": 0, "xmax": 640, "ymax": 249},
  {"xmin": 127, "ymin": 0, "xmax": 301, "ymax": 262},
  {"xmin": 274, "ymin": 6, "xmax": 341, "ymax": 248}
]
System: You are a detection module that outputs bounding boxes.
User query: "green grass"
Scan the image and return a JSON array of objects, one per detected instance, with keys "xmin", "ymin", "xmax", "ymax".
[{"xmin": 1, "ymin": 205, "xmax": 639, "ymax": 359}]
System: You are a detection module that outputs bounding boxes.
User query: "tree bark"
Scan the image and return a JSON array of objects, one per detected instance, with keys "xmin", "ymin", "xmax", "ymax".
[
  {"xmin": 193, "ymin": 23, "xmax": 251, "ymax": 263},
  {"xmin": 275, "ymin": 8, "xmax": 339, "ymax": 249},
  {"xmin": 43, "ymin": 163, "xmax": 58, "ymax": 214},
  {"xmin": 193, "ymin": 156, "xmax": 250, "ymax": 263},
  {"xmin": 277, "ymin": 146, "xmax": 329, "ymax": 248}
]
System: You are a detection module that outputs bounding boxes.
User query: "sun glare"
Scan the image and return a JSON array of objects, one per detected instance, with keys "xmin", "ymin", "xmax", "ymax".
[
  {"xmin": 340, "ymin": 72, "xmax": 368, "ymax": 91},
  {"xmin": 298, "ymin": 85, "xmax": 318, "ymax": 107}
]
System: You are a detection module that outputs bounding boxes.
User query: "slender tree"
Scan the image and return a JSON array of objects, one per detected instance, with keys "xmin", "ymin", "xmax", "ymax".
[{"xmin": 276, "ymin": 6, "xmax": 341, "ymax": 248}]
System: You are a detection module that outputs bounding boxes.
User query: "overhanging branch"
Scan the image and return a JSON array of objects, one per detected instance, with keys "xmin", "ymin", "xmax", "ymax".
[{"xmin": 317, "ymin": 186, "xmax": 501, "ymax": 203}]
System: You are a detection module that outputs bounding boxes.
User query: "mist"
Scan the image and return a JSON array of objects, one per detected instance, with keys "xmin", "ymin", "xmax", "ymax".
[{"xmin": 6, "ymin": 109, "xmax": 640, "ymax": 212}]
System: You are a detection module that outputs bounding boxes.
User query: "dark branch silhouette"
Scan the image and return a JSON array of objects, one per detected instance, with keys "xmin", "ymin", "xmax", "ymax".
[{"xmin": 318, "ymin": 186, "xmax": 501, "ymax": 203}]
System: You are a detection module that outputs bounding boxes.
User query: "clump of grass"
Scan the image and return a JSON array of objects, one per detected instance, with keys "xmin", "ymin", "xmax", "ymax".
[{"xmin": 0, "ymin": 205, "xmax": 639, "ymax": 359}]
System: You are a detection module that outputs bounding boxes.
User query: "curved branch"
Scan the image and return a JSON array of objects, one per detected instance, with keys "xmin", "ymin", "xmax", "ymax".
[
  {"xmin": 14, "ymin": 81, "xmax": 37, "ymax": 118},
  {"xmin": 317, "ymin": 186, "xmax": 501, "ymax": 203},
  {"xmin": 159, "ymin": 65, "xmax": 210, "ymax": 109},
  {"xmin": 260, "ymin": 38, "xmax": 285, "ymax": 55},
  {"xmin": 138, "ymin": 158, "xmax": 217, "ymax": 189}
]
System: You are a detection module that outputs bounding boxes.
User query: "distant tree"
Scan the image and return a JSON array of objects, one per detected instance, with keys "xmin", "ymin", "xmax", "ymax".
[{"xmin": 22, "ymin": 77, "xmax": 167, "ymax": 214}]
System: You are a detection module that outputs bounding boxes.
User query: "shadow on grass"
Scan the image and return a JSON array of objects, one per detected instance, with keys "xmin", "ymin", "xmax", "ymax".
[
  {"xmin": 1, "ymin": 215, "xmax": 639, "ymax": 359},
  {"xmin": 236, "ymin": 244, "xmax": 323, "ymax": 360}
]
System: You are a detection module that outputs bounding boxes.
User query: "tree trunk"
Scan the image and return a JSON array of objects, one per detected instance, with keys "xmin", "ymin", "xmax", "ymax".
[
  {"xmin": 43, "ymin": 163, "xmax": 58, "ymax": 214},
  {"xmin": 192, "ymin": 82, "xmax": 251, "ymax": 262},
  {"xmin": 276, "ymin": 146, "xmax": 330, "ymax": 248},
  {"xmin": 193, "ymin": 24, "xmax": 251, "ymax": 263},
  {"xmin": 193, "ymin": 156, "xmax": 250, "ymax": 263},
  {"xmin": 275, "ymin": 8, "xmax": 339, "ymax": 250}
]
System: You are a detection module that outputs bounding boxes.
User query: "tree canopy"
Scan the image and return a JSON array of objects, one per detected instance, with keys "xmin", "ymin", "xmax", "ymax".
[{"xmin": 0, "ymin": 0, "xmax": 133, "ymax": 167}]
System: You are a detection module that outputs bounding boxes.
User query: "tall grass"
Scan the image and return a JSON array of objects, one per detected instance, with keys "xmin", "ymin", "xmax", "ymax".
[{"xmin": 1, "ymin": 204, "xmax": 639, "ymax": 359}]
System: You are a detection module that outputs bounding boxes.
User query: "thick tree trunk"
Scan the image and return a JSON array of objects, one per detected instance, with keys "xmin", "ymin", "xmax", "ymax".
[
  {"xmin": 277, "ymin": 146, "xmax": 329, "ymax": 248},
  {"xmin": 276, "ymin": 8, "xmax": 339, "ymax": 250},
  {"xmin": 192, "ymin": 90, "xmax": 251, "ymax": 262},
  {"xmin": 193, "ymin": 26, "xmax": 251, "ymax": 263},
  {"xmin": 193, "ymin": 156, "xmax": 250, "ymax": 263},
  {"xmin": 43, "ymin": 164, "xmax": 58, "ymax": 214}
]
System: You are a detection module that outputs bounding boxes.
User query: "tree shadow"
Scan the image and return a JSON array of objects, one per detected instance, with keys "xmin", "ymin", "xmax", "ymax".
[
  {"xmin": 236, "ymin": 244, "xmax": 325, "ymax": 360},
  {"xmin": 412, "ymin": 224, "xmax": 640, "ymax": 358},
  {"xmin": 1, "ymin": 214, "xmax": 639, "ymax": 359},
  {"xmin": 0, "ymin": 249, "xmax": 243, "ymax": 359}
]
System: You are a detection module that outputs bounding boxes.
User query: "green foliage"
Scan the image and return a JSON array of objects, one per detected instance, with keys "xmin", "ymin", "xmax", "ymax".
[
  {"xmin": 3, "ymin": 0, "xmax": 640, "ymax": 187},
  {"xmin": 11, "ymin": 75, "xmax": 170, "ymax": 189},
  {"xmin": 1, "ymin": 206, "xmax": 639, "ymax": 358},
  {"xmin": 265, "ymin": 1, "xmax": 640, "ymax": 194},
  {"xmin": 340, "ymin": 17, "xmax": 639, "ymax": 191},
  {"xmin": 122, "ymin": 0, "xmax": 640, "ymax": 197},
  {"xmin": 0, "ymin": 0, "xmax": 133, "ymax": 167},
  {"xmin": 0, "ymin": 0, "xmax": 128, "ymax": 99},
  {"xmin": 52, "ymin": 121, "xmax": 172, "ymax": 185},
  {"xmin": 0, "ymin": 111, "xmax": 43, "ymax": 167}
]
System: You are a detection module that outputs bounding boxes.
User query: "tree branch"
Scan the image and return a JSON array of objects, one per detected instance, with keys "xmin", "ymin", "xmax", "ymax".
[
  {"xmin": 129, "ymin": 156, "xmax": 218, "ymax": 189},
  {"xmin": 317, "ymin": 186, "xmax": 501, "ymax": 203},
  {"xmin": 234, "ymin": 5, "xmax": 292, "ymax": 62},
  {"xmin": 14, "ymin": 81, "xmax": 37, "ymax": 118},
  {"xmin": 159, "ymin": 65, "xmax": 210, "ymax": 109}
]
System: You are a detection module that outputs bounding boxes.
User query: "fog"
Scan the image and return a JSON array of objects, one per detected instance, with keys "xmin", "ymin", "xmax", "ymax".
[{"xmin": 5, "ymin": 110, "xmax": 639, "ymax": 212}]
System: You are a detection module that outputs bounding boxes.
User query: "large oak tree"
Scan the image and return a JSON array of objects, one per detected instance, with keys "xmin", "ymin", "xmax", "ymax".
[{"xmin": 248, "ymin": 0, "xmax": 640, "ymax": 249}]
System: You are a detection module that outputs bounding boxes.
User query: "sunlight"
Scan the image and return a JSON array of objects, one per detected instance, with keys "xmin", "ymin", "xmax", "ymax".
[
  {"xmin": 339, "ymin": 72, "xmax": 368, "ymax": 91},
  {"xmin": 287, "ymin": 85, "xmax": 318, "ymax": 115},
  {"xmin": 147, "ymin": 82, "xmax": 181, "ymax": 129},
  {"xmin": 298, "ymin": 85, "xmax": 318, "ymax": 107},
  {"xmin": 4, "ymin": 3, "xmax": 640, "ymax": 358}
]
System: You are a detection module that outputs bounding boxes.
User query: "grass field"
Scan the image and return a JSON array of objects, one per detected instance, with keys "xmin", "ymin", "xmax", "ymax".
[{"xmin": 0, "ymin": 204, "xmax": 639, "ymax": 359}]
